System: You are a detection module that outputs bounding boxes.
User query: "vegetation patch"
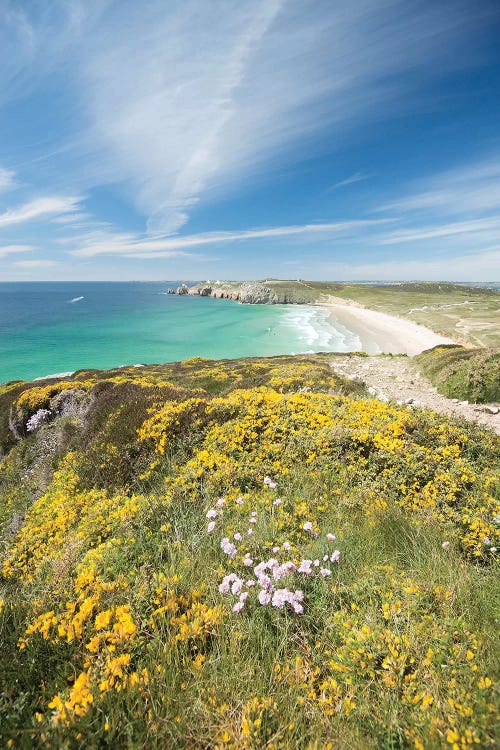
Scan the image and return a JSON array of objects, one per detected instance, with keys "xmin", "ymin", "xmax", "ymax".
[
  {"xmin": 416, "ymin": 346, "xmax": 500, "ymax": 403},
  {"xmin": 0, "ymin": 355, "xmax": 498, "ymax": 748}
]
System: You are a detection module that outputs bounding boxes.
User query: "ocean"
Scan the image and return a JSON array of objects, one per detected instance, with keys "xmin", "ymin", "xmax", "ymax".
[{"xmin": 0, "ymin": 282, "xmax": 360, "ymax": 384}]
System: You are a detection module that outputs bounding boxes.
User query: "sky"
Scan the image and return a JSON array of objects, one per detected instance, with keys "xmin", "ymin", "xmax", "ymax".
[{"xmin": 1, "ymin": 0, "xmax": 500, "ymax": 282}]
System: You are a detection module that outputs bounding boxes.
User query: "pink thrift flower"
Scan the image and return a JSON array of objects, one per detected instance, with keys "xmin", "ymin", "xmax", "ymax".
[
  {"xmin": 330, "ymin": 550, "xmax": 341, "ymax": 563},
  {"xmin": 258, "ymin": 590, "xmax": 272, "ymax": 605},
  {"xmin": 273, "ymin": 498, "xmax": 282, "ymax": 506},
  {"xmin": 247, "ymin": 528, "xmax": 254, "ymax": 536},
  {"xmin": 243, "ymin": 555, "xmax": 253, "ymax": 567},
  {"xmin": 303, "ymin": 522, "xmax": 313, "ymax": 532},
  {"xmin": 326, "ymin": 533, "xmax": 336, "ymax": 542},
  {"xmin": 207, "ymin": 521, "xmax": 216, "ymax": 533},
  {"xmin": 320, "ymin": 567, "xmax": 331, "ymax": 578},
  {"xmin": 216, "ymin": 498, "xmax": 226, "ymax": 508},
  {"xmin": 206, "ymin": 509, "xmax": 218, "ymax": 519},
  {"xmin": 234, "ymin": 533, "xmax": 242, "ymax": 542},
  {"xmin": 442, "ymin": 541, "xmax": 450, "ymax": 549},
  {"xmin": 283, "ymin": 541, "xmax": 292, "ymax": 552},
  {"xmin": 236, "ymin": 497, "xmax": 244, "ymax": 505}
]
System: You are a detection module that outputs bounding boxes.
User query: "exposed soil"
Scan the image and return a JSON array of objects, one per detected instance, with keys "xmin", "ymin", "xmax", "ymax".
[{"xmin": 330, "ymin": 355, "xmax": 500, "ymax": 434}]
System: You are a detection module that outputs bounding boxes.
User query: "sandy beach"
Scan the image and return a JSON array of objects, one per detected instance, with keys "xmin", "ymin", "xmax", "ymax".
[{"xmin": 319, "ymin": 300, "xmax": 456, "ymax": 355}]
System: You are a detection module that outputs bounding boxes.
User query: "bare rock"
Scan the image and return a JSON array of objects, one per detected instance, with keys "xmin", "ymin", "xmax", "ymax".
[{"xmin": 176, "ymin": 284, "xmax": 189, "ymax": 295}]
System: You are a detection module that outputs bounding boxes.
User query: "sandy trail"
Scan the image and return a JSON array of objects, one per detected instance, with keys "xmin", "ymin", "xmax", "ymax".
[{"xmin": 329, "ymin": 355, "xmax": 500, "ymax": 434}]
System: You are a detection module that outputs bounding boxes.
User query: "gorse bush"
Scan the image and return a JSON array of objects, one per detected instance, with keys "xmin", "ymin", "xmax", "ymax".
[{"xmin": 0, "ymin": 355, "xmax": 498, "ymax": 748}]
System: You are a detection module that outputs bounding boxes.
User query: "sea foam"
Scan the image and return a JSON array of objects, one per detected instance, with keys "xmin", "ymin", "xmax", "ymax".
[{"xmin": 282, "ymin": 306, "xmax": 361, "ymax": 353}]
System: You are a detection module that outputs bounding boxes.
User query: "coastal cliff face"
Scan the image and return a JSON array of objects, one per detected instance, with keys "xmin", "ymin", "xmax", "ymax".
[{"xmin": 168, "ymin": 281, "xmax": 313, "ymax": 304}]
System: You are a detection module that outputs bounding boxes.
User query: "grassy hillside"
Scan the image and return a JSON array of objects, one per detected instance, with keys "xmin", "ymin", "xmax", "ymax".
[
  {"xmin": 0, "ymin": 355, "xmax": 498, "ymax": 749},
  {"xmin": 416, "ymin": 346, "xmax": 500, "ymax": 403}
]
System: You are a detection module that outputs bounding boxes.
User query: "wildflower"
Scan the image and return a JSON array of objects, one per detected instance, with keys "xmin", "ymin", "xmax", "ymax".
[
  {"xmin": 249, "ymin": 517, "xmax": 257, "ymax": 525},
  {"xmin": 206, "ymin": 509, "xmax": 218, "ymax": 520},
  {"xmin": 257, "ymin": 575, "xmax": 274, "ymax": 592},
  {"xmin": 233, "ymin": 592, "xmax": 248, "ymax": 613},
  {"xmin": 320, "ymin": 567, "xmax": 331, "ymax": 578},
  {"xmin": 483, "ymin": 536, "xmax": 491, "ymax": 546},
  {"xmin": 273, "ymin": 499, "xmax": 282, "ymax": 506},
  {"xmin": 231, "ymin": 578, "xmax": 243, "ymax": 595},
  {"xmin": 263, "ymin": 476, "xmax": 277, "ymax": 489},
  {"xmin": 221, "ymin": 538, "xmax": 237, "ymax": 559},
  {"xmin": 303, "ymin": 522, "xmax": 313, "ymax": 532},
  {"xmin": 207, "ymin": 521, "xmax": 216, "ymax": 533},
  {"xmin": 442, "ymin": 541, "xmax": 450, "ymax": 549},
  {"xmin": 313, "ymin": 559, "xmax": 320, "ymax": 567},
  {"xmin": 331, "ymin": 551, "xmax": 340, "ymax": 563},
  {"xmin": 219, "ymin": 573, "xmax": 241, "ymax": 594},
  {"xmin": 234, "ymin": 533, "xmax": 242, "ymax": 542},
  {"xmin": 272, "ymin": 546, "xmax": 280, "ymax": 553},
  {"xmin": 490, "ymin": 547, "xmax": 497, "ymax": 553},
  {"xmin": 258, "ymin": 590, "xmax": 272, "ymax": 605},
  {"xmin": 283, "ymin": 541, "xmax": 291, "ymax": 552},
  {"xmin": 236, "ymin": 497, "xmax": 244, "ymax": 505},
  {"xmin": 246, "ymin": 579, "xmax": 256, "ymax": 587},
  {"xmin": 216, "ymin": 498, "xmax": 226, "ymax": 508},
  {"xmin": 243, "ymin": 554, "xmax": 253, "ymax": 567},
  {"xmin": 298, "ymin": 560, "xmax": 314, "ymax": 576},
  {"xmin": 326, "ymin": 533, "xmax": 336, "ymax": 542},
  {"xmin": 323, "ymin": 555, "xmax": 329, "ymax": 562},
  {"xmin": 247, "ymin": 528, "xmax": 254, "ymax": 536}
]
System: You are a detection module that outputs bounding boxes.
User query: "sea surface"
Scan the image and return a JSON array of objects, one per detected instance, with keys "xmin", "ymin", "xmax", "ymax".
[{"xmin": 0, "ymin": 282, "xmax": 360, "ymax": 384}]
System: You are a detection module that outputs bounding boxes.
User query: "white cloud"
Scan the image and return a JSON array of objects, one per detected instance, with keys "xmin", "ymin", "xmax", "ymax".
[
  {"xmin": 377, "ymin": 154, "xmax": 500, "ymax": 216},
  {"xmin": 13, "ymin": 259, "xmax": 58, "ymax": 268},
  {"xmin": 0, "ymin": 244, "xmax": 34, "ymax": 258},
  {"xmin": 0, "ymin": 167, "xmax": 16, "ymax": 193},
  {"xmin": 73, "ymin": 0, "xmax": 487, "ymax": 233},
  {"xmin": 328, "ymin": 173, "xmax": 371, "ymax": 191},
  {"xmin": 378, "ymin": 218, "xmax": 500, "ymax": 245},
  {"xmin": 0, "ymin": 196, "xmax": 81, "ymax": 228},
  {"xmin": 69, "ymin": 219, "xmax": 393, "ymax": 258}
]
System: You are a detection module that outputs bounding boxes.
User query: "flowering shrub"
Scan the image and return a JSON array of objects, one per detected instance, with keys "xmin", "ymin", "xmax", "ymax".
[{"xmin": 0, "ymin": 355, "xmax": 498, "ymax": 748}]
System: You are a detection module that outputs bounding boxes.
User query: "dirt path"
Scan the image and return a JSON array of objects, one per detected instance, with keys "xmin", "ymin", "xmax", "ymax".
[{"xmin": 330, "ymin": 355, "xmax": 500, "ymax": 434}]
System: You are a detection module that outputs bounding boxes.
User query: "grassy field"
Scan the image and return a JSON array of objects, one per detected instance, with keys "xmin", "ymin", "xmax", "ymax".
[{"xmin": 0, "ymin": 354, "xmax": 498, "ymax": 748}]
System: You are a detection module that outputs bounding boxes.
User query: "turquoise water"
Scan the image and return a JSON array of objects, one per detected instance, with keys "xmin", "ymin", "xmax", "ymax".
[{"xmin": 0, "ymin": 282, "xmax": 359, "ymax": 384}]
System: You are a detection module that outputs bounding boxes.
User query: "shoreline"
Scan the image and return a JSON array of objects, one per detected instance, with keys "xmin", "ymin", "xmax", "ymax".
[{"xmin": 316, "ymin": 301, "xmax": 456, "ymax": 355}]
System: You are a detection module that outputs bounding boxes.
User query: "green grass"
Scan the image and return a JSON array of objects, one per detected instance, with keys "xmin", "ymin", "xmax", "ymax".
[{"xmin": 416, "ymin": 346, "xmax": 500, "ymax": 403}]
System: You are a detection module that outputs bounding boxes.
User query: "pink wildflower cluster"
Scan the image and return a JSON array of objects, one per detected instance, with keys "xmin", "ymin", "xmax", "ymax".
[
  {"xmin": 263, "ymin": 476, "xmax": 277, "ymax": 489},
  {"xmin": 205, "ymin": 495, "xmax": 341, "ymax": 616}
]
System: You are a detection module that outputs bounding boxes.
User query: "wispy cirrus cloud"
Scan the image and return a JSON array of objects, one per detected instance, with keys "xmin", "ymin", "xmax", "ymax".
[
  {"xmin": 13, "ymin": 259, "xmax": 58, "ymax": 268},
  {"xmin": 72, "ymin": 0, "xmax": 491, "ymax": 234},
  {"xmin": 0, "ymin": 244, "xmax": 34, "ymax": 258},
  {"xmin": 0, "ymin": 196, "xmax": 81, "ymax": 228},
  {"xmin": 69, "ymin": 219, "xmax": 393, "ymax": 258},
  {"xmin": 378, "ymin": 217, "xmax": 500, "ymax": 245},
  {"xmin": 0, "ymin": 167, "xmax": 16, "ymax": 193},
  {"xmin": 327, "ymin": 173, "xmax": 372, "ymax": 191},
  {"xmin": 376, "ymin": 153, "xmax": 500, "ymax": 217}
]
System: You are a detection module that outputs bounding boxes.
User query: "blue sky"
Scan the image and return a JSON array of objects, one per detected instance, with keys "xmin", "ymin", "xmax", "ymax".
[{"xmin": 1, "ymin": 0, "xmax": 500, "ymax": 282}]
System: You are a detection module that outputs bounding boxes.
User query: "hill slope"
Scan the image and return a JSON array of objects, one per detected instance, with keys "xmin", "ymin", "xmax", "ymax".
[{"xmin": 1, "ymin": 355, "xmax": 498, "ymax": 748}]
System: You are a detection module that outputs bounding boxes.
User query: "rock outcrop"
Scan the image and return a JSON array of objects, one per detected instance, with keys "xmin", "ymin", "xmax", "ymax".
[{"xmin": 176, "ymin": 284, "xmax": 189, "ymax": 295}]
